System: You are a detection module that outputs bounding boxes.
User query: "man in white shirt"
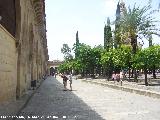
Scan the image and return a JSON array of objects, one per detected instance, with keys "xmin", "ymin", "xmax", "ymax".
[
  {"xmin": 120, "ymin": 71, "xmax": 123, "ymax": 86},
  {"xmin": 68, "ymin": 73, "xmax": 73, "ymax": 91}
]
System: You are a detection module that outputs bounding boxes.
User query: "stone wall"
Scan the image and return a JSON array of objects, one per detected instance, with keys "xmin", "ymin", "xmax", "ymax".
[
  {"xmin": 0, "ymin": 0, "xmax": 48, "ymax": 102},
  {"xmin": 16, "ymin": 0, "xmax": 48, "ymax": 98},
  {"xmin": 0, "ymin": 25, "xmax": 17, "ymax": 102}
]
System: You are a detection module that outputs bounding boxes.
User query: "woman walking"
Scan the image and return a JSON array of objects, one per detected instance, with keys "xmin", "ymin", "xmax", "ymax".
[{"xmin": 60, "ymin": 73, "xmax": 68, "ymax": 91}]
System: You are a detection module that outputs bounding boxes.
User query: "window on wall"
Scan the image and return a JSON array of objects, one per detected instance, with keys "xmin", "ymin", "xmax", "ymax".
[{"xmin": 0, "ymin": 0, "xmax": 16, "ymax": 36}]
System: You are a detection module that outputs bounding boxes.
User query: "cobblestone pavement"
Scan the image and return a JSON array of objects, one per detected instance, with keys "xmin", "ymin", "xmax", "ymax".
[{"xmin": 14, "ymin": 76, "xmax": 160, "ymax": 120}]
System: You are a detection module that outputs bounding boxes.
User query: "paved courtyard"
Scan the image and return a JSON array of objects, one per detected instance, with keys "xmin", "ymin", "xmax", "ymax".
[{"xmin": 15, "ymin": 76, "xmax": 160, "ymax": 120}]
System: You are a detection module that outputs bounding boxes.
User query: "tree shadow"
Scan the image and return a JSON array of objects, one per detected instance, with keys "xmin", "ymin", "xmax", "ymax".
[
  {"xmin": 16, "ymin": 76, "xmax": 105, "ymax": 120},
  {"xmin": 148, "ymin": 83, "xmax": 160, "ymax": 86},
  {"xmin": 138, "ymin": 83, "xmax": 160, "ymax": 86}
]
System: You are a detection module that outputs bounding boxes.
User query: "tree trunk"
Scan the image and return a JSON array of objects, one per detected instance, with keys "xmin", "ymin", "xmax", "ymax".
[
  {"xmin": 134, "ymin": 69, "xmax": 138, "ymax": 82},
  {"xmin": 129, "ymin": 68, "xmax": 131, "ymax": 81},
  {"xmin": 131, "ymin": 36, "xmax": 137, "ymax": 80},
  {"xmin": 109, "ymin": 69, "xmax": 112, "ymax": 80},
  {"xmin": 102, "ymin": 67, "xmax": 104, "ymax": 76},
  {"xmin": 152, "ymin": 65, "xmax": 156, "ymax": 79},
  {"xmin": 81, "ymin": 69, "xmax": 85, "ymax": 77},
  {"xmin": 91, "ymin": 66, "xmax": 95, "ymax": 79},
  {"xmin": 131, "ymin": 69, "xmax": 134, "ymax": 78},
  {"xmin": 107, "ymin": 68, "xmax": 110, "ymax": 81},
  {"xmin": 102, "ymin": 66, "xmax": 106, "ymax": 77},
  {"xmin": 109, "ymin": 65, "xmax": 113, "ymax": 80},
  {"xmin": 144, "ymin": 68, "xmax": 148, "ymax": 86},
  {"xmin": 99, "ymin": 66, "xmax": 101, "ymax": 76}
]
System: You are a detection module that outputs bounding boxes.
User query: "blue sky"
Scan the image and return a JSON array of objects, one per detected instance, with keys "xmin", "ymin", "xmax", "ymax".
[{"xmin": 45, "ymin": 0, "xmax": 160, "ymax": 61}]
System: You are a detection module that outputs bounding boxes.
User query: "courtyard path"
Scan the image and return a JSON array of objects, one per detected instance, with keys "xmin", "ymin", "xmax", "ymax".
[{"xmin": 17, "ymin": 76, "xmax": 160, "ymax": 120}]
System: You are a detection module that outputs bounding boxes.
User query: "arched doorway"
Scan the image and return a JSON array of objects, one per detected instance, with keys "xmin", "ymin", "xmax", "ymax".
[{"xmin": 50, "ymin": 67, "xmax": 55, "ymax": 76}]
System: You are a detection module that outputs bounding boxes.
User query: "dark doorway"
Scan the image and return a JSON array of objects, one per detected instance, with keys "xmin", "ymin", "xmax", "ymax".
[{"xmin": 50, "ymin": 67, "xmax": 55, "ymax": 76}]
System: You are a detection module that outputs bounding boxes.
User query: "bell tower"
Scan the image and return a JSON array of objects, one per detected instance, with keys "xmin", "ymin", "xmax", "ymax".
[{"xmin": 119, "ymin": 0, "xmax": 126, "ymax": 16}]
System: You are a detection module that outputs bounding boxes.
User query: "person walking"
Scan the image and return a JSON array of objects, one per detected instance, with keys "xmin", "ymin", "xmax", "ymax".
[
  {"xmin": 116, "ymin": 74, "xmax": 120, "ymax": 82},
  {"xmin": 112, "ymin": 73, "xmax": 116, "ymax": 83},
  {"xmin": 54, "ymin": 72, "xmax": 57, "ymax": 78},
  {"xmin": 68, "ymin": 73, "xmax": 73, "ymax": 91},
  {"xmin": 120, "ymin": 71, "xmax": 123, "ymax": 86},
  {"xmin": 60, "ymin": 73, "xmax": 68, "ymax": 91}
]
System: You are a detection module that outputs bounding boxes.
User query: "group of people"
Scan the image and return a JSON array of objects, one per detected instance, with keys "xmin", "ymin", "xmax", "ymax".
[
  {"xmin": 60, "ymin": 73, "xmax": 72, "ymax": 91},
  {"xmin": 112, "ymin": 71, "xmax": 124, "ymax": 82},
  {"xmin": 51, "ymin": 72, "xmax": 57, "ymax": 78}
]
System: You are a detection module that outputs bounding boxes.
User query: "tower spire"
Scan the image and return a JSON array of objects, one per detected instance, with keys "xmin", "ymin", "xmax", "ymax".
[
  {"xmin": 75, "ymin": 31, "xmax": 79, "ymax": 58},
  {"xmin": 116, "ymin": 2, "xmax": 120, "ymax": 20},
  {"xmin": 107, "ymin": 17, "xmax": 110, "ymax": 26},
  {"xmin": 120, "ymin": 0, "xmax": 124, "ymax": 3}
]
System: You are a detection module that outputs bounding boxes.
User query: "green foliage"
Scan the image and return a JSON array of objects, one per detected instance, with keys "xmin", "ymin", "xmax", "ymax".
[
  {"xmin": 60, "ymin": 41, "xmax": 160, "ymax": 79},
  {"xmin": 73, "ymin": 43, "xmax": 103, "ymax": 75},
  {"xmin": 114, "ymin": 27, "xmax": 121, "ymax": 48},
  {"xmin": 148, "ymin": 35, "xmax": 153, "ymax": 47},
  {"xmin": 114, "ymin": 0, "xmax": 160, "ymax": 50},
  {"xmin": 61, "ymin": 44, "xmax": 71, "ymax": 54},
  {"xmin": 61, "ymin": 44, "xmax": 73, "ymax": 60},
  {"xmin": 104, "ymin": 17, "xmax": 113, "ymax": 50},
  {"xmin": 101, "ymin": 45, "xmax": 132, "ymax": 71},
  {"xmin": 58, "ymin": 60, "xmax": 74, "ymax": 73},
  {"xmin": 132, "ymin": 45, "xmax": 160, "ymax": 70},
  {"xmin": 119, "ymin": 1, "xmax": 160, "ymax": 38},
  {"xmin": 60, "ymin": 1, "xmax": 160, "ymax": 76},
  {"xmin": 71, "ymin": 59, "xmax": 82, "ymax": 72},
  {"xmin": 75, "ymin": 31, "xmax": 80, "ymax": 58},
  {"xmin": 112, "ymin": 45, "xmax": 132, "ymax": 70},
  {"xmin": 58, "ymin": 62, "xmax": 68, "ymax": 73},
  {"xmin": 101, "ymin": 48, "xmax": 113, "ymax": 67}
]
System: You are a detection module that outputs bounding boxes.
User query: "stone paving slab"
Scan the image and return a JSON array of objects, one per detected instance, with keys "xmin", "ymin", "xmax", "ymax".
[
  {"xmin": 1, "ymin": 76, "xmax": 160, "ymax": 120},
  {"xmin": 15, "ymin": 76, "xmax": 105, "ymax": 120},
  {"xmin": 0, "ymin": 79, "xmax": 44, "ymax": 119},
  {"xmin": 69, "ymin": 77, "xmax": 160, "ymax": 120}
]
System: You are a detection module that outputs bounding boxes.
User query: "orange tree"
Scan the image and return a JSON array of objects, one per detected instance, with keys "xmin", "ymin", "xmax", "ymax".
[{"xmin": 132, "ymin": 45, "xmax": 160, "ymax": 86}]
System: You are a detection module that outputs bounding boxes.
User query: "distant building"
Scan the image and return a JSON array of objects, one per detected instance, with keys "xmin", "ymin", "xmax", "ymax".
[
  {"xmin": 115, "ymin": 0, "xmax": 131, "ymax": 47},
  {"xmin": 48, "ymin": 60, "xmax": 64, "ymax": 74},
  {"xmin": 116, "ymin": 0, "xmax": 127, "ymax": 21}
]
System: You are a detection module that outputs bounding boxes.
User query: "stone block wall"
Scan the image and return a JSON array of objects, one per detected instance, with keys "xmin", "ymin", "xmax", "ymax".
[
  {"xmin": 0, "ymin": 25, "xmax": 17, "ymax": 102},
  {"xmin": 16, "ymin": 0, "xmax": 48, "ymax": 98},
  {"xmin": 0, "ymin": 0, "xmax": 48, "ymax": 103}
]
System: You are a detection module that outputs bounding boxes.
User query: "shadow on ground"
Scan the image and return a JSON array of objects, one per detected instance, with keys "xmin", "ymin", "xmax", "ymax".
[
  {"xmin": 148, "ymin": 83, "xmax": 160, "ymax": 86},
  {"xmin": 15, "ymin": 76, "xmax": 105, "ymax": 120},
  {"xmin": 138, "ymin": 83, "xmax": 160, "ymax": 86}
]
